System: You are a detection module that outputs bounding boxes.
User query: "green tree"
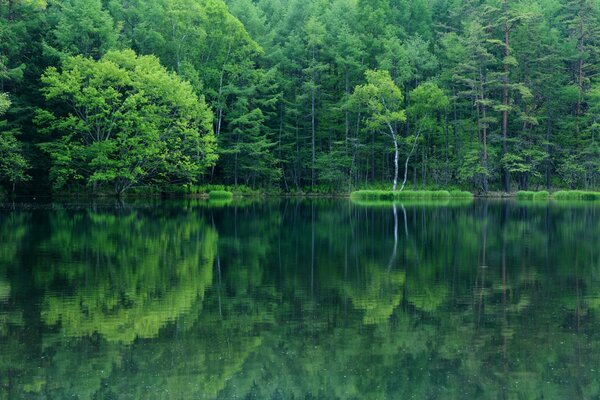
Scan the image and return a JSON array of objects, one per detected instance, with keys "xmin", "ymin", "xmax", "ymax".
[
  {"xmin": 451, "ymin": 20, "xmax": 498, "ymax": 192},
  {"xmin": 406, "ymin": 82, "xmax": 450, "ymax": 190},
  {"xmin": 352, "ymin": 70, "xmax": 406, "ymax": 191},
  {"xmin": 47, "ymin": 0, "xmax": 118, "ymax": 60},
  {"xmin": 36, "ymin": 50, "xmax": 217, "ymax": 194},
  {"xmin": 0, "ymin": 92, "xmax": 30, "ymax": 193}
]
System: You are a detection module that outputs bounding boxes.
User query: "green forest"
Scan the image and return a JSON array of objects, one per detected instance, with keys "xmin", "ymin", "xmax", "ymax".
[{"xmin": 1, "ymin": 0, "xmax": 599, "ymax": 195}]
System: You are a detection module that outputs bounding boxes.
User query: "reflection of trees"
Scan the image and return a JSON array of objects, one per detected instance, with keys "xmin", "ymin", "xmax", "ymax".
[
  {"xmin": 214, "ymin": 200, "xmax": 600, "ymax": 398},
  {"xmin": 0, "ymin": 212, "xmax": 29, "ymax": 266},
  {"xmin": 0, "ymin": 205, "xmax": 223, "ymax": 398},
  {"xmin": 35, "ymin": 206, "xmax": 217, "ymax": 343},
  {"xmin": 95, "ymin": 317, "xmax": 262, "ymax": 399},
  {"xmin": 345, "ymin": 262, "xmax": 405, "ymax": 324},
  {"xmin": 2, "ymin": 200, "xmax": 600, "ymax": 398},
  {"xmin": 38, "ymin": 208, "xmax": 218, "ymax": 344}
]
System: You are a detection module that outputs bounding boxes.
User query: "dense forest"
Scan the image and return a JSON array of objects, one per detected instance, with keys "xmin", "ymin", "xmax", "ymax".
[{"xmin": 0, "ymin": 0, "xmax": 599, "ymax": 195}]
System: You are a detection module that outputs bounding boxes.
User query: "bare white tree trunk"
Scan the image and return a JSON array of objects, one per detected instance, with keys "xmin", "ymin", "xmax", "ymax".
[
  {"xmin": 386, "ymin": 122, "xmax": 400, "ymax": 191},
  {"xmin": 387, "ymin": 203, "xmax": 398, "ymax": 271},
  {"xmin": 400, "ymin": 127, "xmax": 422, "ymax": 192},
  {"xmin": 392, "ymin": 133, "xmax": 399, "ymax": 191}
]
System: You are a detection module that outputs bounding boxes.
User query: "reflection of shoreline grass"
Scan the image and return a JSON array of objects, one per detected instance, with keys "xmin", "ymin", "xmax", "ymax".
[
  {"xmin": 206, "ymin": 198, "xmax": 233, "ymax": 207},
  {"xmin": 350, "ymin": 190, "xmax": 473, "ymax": 201},
  {"xmin": 517, "ymin": 190, "xmax": 600, "ymax": 201}
]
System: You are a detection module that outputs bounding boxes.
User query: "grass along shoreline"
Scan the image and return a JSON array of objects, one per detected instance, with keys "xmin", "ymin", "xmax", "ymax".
[
  {"xmin": 5, "ymin": 186, "xmax": 599, "ymax": 201},
  {"xmin": 351, "ymin": 189, "xmax": 600, "ymax": 202},
  {"xmin": 516, "ymin": 190, "xmax": 600, "ymax": 201},
  {"xmin": 350, "ymin": 190, "xmax": 474, "ymax": 201}
]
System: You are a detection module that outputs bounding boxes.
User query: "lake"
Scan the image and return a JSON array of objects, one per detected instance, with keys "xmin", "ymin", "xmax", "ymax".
[{"xmin": 0, "ymin": 198, "xmax": 599, "ymax": 399}]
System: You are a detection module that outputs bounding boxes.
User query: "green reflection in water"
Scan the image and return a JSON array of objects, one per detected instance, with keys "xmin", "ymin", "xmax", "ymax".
[{"xmin": 0, "ymin": 199, "xmax": 599, "ymax": 399}]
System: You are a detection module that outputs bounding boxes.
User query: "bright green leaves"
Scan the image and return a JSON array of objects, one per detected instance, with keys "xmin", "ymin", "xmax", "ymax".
[
  {"xmin": 37, "ymin": 50, "xmax": 217, "ymax": 194},
  {"xmin": 0, "ymin": 93, "xmax": 9, "ymax": 115},
  {"xmin": 352, "ymin": 69, "xmax": 406, "ymax": 134},
  {"xmin": 0, "ymin": 93, "xmax": 30, "ymax": 191},
  {"xmin": 408, "ymin": 82, "xmax": 449, "ymax": 120}
]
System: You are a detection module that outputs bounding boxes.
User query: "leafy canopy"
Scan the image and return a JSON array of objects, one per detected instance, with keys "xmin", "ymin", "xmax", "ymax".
[
  {"xmin": 352, "ymin": 69, "xmax": 406, "ymax": 135},
  {"xmin": 36, "ymin": 49, "xmax": 217, "ymax": 194}
]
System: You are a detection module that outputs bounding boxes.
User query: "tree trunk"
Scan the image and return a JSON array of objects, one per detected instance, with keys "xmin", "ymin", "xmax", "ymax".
[
  {"xmin": 445, "ymin": 112, "xmax": 449, "ymax": 186},
  {"xmin": 392, "ymin": 133, "xmax": 399, "ymax": 191},
  {"xmin": 400, "ymin": 127, "xmax": 422, "ymax": 192},
  {"xmin": 479, "ymin": 67, "xmax": 489, "ymax": 192}
]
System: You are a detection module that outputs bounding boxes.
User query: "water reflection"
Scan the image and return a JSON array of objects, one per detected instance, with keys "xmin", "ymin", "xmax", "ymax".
[{"xmin": 0, "ymin": 199, "xmax": 599, "ymax": 398}]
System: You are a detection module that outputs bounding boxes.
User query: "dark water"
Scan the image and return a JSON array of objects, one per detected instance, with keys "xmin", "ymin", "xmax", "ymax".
[{"xmin": 1, "ymin": 198, "xmax": 599, "ymax": 399}]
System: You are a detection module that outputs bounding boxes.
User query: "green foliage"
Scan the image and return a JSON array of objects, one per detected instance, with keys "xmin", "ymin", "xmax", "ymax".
[
  {"xmin": 48, "ymin": 0, "xmax": 117, "ymax": 59},
  {"xmin": 351, "ymin": 189, "xmax": 471, "ymax": 201},
  {"xmin": 449, "ymin": 190, "xmax": 474, "ymax": 199},
  {"xmin": 553, "ymin": 190, "xmax": 600, "ymax": 201},
  {"xmin": 0, "ymin": 93, "xmax": 30, "ymax": 190},
  {"xmin": 208, "ymin": 190, "xmax": 234, "ymax": 200},
  {"xmin": 519, "ymin": 190, "xmax": 600, "ymax": 201},
  {"xmin": 185, "ymin": 184, "xmax": 261, "ymax": 196},
  {"xmin": 350, "ymin": 190, "xmax": 395, "ymax": 201},
  {"xmin": 517, "ymin": 191, "xmax": 535, "ymax": 200},
  {"xmin": 36, "ymin": 50, "xmax": 217, "ymax": 194},
  {"xmin": 396, "ymin": 190, "xmax": 451, "ymax": 199},
  {"xmin": 352, "ymin": 70, "xmax": 406, "ymax": 133},
  {"xmin": 2, "ymin": 0, "xmax": 600, "ymax": 195}
]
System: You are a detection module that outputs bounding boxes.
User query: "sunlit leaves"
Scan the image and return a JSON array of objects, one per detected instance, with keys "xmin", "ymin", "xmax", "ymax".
[{"xmin": 37, "ymin": 50, "xmax": 217, "ymax": 193}]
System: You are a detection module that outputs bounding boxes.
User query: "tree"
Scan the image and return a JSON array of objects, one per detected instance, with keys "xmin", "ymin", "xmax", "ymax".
[
  {"xmin": 217, "ymin": 66, "xmax": 281, "ymax": 187},
  {"xmin": 48, "ymin": 0, "xmax": 118, "ymax": 59},
  {"xmin": 451, "ymin": 20, "xmax": 498, "ymax": 192},
  {"xmin": 36, "ymin": 50, "xmax": 217, "ymax": 195},
  {"xmin": 304, "ymin": 14, "xmax": 327, "ymax": 188},
  {"xmin": 352, "ymin": 70, "xmax": 406, "ymax": 191},
  {"xmin": 406, "ymin": 82, "xmax": 450, "ymax": 190},
  {"xmin": 0, "ymin": 93, "xmax": 30, "ymax": 193}
]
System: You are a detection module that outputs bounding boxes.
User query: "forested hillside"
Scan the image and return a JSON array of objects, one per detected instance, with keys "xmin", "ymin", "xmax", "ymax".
[{"xmin": 1, "ymin": 0, "xmax": 599, "ymax": 195}]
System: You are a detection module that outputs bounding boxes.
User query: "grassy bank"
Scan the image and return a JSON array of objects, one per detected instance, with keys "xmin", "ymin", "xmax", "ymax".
[
  {"xmin": 350, "ymin": 190, "xmax": 474, "ymax": 201},
  {"xmin": 516, "ymin": 190, "xmax": 550, "ymax": 200},
  {"xmin": 517, "ymin": 190, "xmax": 600, "ymax": 201},
  {"xmin": 208, "ymin": 190, "xmax": 233, "ymax": 200}
]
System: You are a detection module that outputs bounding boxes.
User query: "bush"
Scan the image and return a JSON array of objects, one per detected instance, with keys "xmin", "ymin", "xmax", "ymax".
[
  {"xmin": 553, "ymin": 190, "xmax": 600, "ymax": 201},
  {"xmin": 450, "ymin": 190, "xmax": 474, "ymax": 199},
  {"xmin": 350, "ymin": 190, "xmax": 392, "ymax": 200},
  {"xmin": 351, "ymin": 189, "xmax": 472, "ymax": 201},
  {"xmin": 516, "ymin": 191, "xmax": 535, "ymax": 200},
  {"xmin": 553, "ymin": 190, "xmax": 576, "ymax": 200},
  {"xmin": 580, "ymin": 192, "xmax": 600, "ymax": 201},
  {"xmin": 533, "ymin": 191, "xmax": 550, "ymax": 200},
  {"xmin": 431, "ymin": 190, "xmax": 451, "ymax": 198},
  {"xmin": 184, "ymin": 184, "xmax": 262, "ymax": 196},
  {"xmin": 208, "ymin": 190, "xmax": 233, "ymax": 200}
]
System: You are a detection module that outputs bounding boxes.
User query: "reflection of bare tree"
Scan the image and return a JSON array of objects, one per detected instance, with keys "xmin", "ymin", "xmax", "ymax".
[
  {"xmin": 401, "ymin": 203, "xmax": 408, "ymax": 236},
  {"xmin": 387, "ymin": 203, "xmax": 398, "ymax": 272}
]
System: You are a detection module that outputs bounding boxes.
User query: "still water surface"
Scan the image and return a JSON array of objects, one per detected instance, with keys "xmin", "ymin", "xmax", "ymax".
[{"xmin": 1, "ymin": 198, "xmax": 599, "ymax": 399}]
